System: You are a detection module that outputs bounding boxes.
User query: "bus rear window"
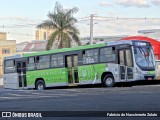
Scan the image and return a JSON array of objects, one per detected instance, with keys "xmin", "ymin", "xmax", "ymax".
[{"xmin": 4, "ymin": 60, "xmax": 16, "ymax": 73}]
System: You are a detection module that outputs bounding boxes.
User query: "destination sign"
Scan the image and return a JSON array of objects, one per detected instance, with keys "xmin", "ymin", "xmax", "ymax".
[{"xmin": 134, "ymin": 42, "xmax": 150, "ymax": 46}]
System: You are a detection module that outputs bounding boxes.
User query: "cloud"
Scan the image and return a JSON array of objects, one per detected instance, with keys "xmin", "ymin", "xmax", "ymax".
[
  {"xmin": 92, "ymin": 10, "xmax": 101, "ymax": 14},
  {"xmin": 99, "ymin": 1, "xmax": 113, "ymax": 7},
  {"xmin": 108, "ymin": 11, "xmax": 117, "ymax": 16},
  {"xmin": 116, "ymin": 0, "xmax": 151, "ymax": 8},
  {"xmin": 151, "ymin": 0, "xmax": 160, "ymax": 6},
  {"xmin": 78, "ymin": 18, "xmax": 160, "ymax": 38}
]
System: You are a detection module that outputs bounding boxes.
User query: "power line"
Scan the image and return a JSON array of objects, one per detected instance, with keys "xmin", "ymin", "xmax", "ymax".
[
  {"xmin": 0, "ymin": 24, "xmax": 38, "ymax": 28},
  {"xmin": 6, "ymin": 32, "xmax": 34, "ymax": 37},
  {"xmin": 86, "ymin": 15, "xmax": 160, "ymax": 45},
  {"xmin": 0, "ymin": 18, "xmax": 89, "ymax": 28},
  {"xmin": 0, "ymin": 16, "xmax": 160, "ymax": 38},
  {"xmin": 96, "ymin": 16, "xmax": 160, "ymax": 19},
  {"xmin": 1, "ymin": 16, "xmax": 159, "ymax": 28}
]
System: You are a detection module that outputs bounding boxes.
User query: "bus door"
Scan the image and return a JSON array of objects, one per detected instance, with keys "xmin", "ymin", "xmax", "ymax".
[
  {"xmin": 16, "ymin": 61, "xmax": 27, "ymax": 89},
  {"xmin": 118, "ymin": 49, "xmax": 134, "ymax": 81},
  {"xmin": 66, "ymin": 55, "xmax": 79, "ymax": 85}
]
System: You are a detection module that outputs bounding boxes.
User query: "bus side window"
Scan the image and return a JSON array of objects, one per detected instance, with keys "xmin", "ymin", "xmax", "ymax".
[
  {"xmin": 82, "ymin": 49, "xmax": 98, "ymax": 64},
  {"xmin": 4, "ymin": 60, "xmax": 16, "ymax": 73},
  {"xmin": 100, "ymin": 47, "xmax": 115, "ymax": 63},
  {"xmin": 51, "ymin": 54, "xmax": 63, "ymax": 68},
  {"xmin": 28, "ymin": 57, "xmax": 35, "ymax": 70},
  {"xmin": 36, "ymin": 55, "xmax": 50, "ymax": 69}
]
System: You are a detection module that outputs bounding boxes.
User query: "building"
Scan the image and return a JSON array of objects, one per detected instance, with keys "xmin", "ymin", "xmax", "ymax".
[
  {"xmin": 0, "ymin": 32, "xmax": 7, "ymax": 40},
  {"xmin": 0, "ymin": 32, "xmax": 16, "ymax": 77},
  {"xmin": 18, "ymin": 35, "xmax": 129, "ymax": 53},
  {"xmin": 122, "ymin": 36, "xmax": 160, "ymax": 60},
  {"xmin": 35, "ymin": 29, "xmax": 54, "ymax": 40},
  {"xmin": 16, "ymin": 40, "xmax": 47, "ymax": 53},
  {"xmin": 16, "ymin": 41, "xmax": 29, "ymax": 52}
]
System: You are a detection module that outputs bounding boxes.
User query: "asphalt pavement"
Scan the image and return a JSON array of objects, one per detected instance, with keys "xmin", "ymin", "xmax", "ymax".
[{"xmin": 0, "ymin": 84, "xmax": 160, "ymax": 120}]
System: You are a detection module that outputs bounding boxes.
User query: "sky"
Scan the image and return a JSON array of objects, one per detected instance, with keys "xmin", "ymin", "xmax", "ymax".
[{"xmin": 0, "ymin": 0, "xmax": 160, "ymax": 43}]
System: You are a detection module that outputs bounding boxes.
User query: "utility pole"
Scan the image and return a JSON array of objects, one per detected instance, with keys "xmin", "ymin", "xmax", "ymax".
[{"xmin": 90, "ymin": 14, "xmax": 94, "ymax": 45}]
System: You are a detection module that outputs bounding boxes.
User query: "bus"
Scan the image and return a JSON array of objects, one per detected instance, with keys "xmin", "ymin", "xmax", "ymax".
[
  {"xmin": 3, "ymin": 40, "xmax": 156, "ymax": 90},
  {"xmin": 155, "ymin": 60, "xmax": 160, "ymax": 80}
]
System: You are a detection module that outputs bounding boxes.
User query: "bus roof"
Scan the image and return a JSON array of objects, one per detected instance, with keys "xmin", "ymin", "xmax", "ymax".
[
  {"xmin": 23, "ymin": 43, "xmax": 105, "ymax": 57},
  {"xmin": 106, "ymin": 40, "xmax": 134, "ymax": 46},
  {"xmin": 22, "ymin": 40, "xmax": 151, "ymax": 57},
  {"xmin": 4, "ymin": 54, "xmax": 22, "ymax": 60}
]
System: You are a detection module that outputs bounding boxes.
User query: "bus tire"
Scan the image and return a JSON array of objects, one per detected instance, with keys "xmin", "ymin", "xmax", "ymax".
[
  {"xmin": 103, "ymin": 74, "xmax": 115, "ymax": 87},
  {"xmin": 36, "ymin": 80, "xmax": 45, "ymax": 90}
]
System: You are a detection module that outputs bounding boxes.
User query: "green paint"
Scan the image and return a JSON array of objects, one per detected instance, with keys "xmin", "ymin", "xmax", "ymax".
[
  {"xmin": 78, "ymin": 64, "xmax": 107, "ymax": 81},
  {"xmin": 26, "ymin": 64, "xmax": 107, "ymax": 86},
  {"xmin": 23, "ymin": 44, "xmax": 107, "ymax": 87},
  {"xmin": 147, "ymin": 71, "xmax": 155, "ymax": 75},
  {"xmin": 26, "ymin": 68, "xmax": 68, "ymax": 85}
]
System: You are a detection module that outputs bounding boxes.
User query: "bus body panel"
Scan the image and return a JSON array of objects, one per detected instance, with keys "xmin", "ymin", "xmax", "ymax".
[
  {"xmin": 107, "ymin": 63, "xmax": 120, "ymax": 82},
  {"xmin": 134, "ymin": 66, "xmax": 155, "ymax": 80},
  {"xmin": 3, "ymin": 73, "xmax": 18, "ymax": 89},
  {"xmin": 26, "ymin": 68, "xmax": 68, "ymax": 88},
  {"xmin": 78, "ymin": 64, "xmax": 106, "ymax": 85},
  {"xmin": 155, "ymin": 60, "xmax": 160, "ymax": 80}
]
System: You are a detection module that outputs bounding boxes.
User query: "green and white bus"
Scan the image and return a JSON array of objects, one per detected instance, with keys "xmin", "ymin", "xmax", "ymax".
[{"xmin": 3, "ymin": 40, "xmax": 155, "ymax": 90}]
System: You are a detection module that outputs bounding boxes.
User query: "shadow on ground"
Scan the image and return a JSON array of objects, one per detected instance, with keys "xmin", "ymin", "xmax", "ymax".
[{"xmin": 44, "ymin": 80, "xmax": 160, "ymax": 90}]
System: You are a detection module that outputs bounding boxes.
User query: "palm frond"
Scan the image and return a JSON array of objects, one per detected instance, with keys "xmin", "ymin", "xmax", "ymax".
[
  {"xmin": 66, "ymin": 26, "xmax": 80, "ymax": 35},
  {"xmin": 46, "ymin": 30, "xmax": 59, "ymax": 50},
  {"xmin": 71, "ymin": 33, "xmax": 81, "ymax": 45},
  {"xmin": 54, "ymin": 2, "xmax": 63, "ymax": 14},
  {"xmin": 66, "ymin": 7, "xmax": 78, "ymax": 17},
  {"xmin": 36, "ymin": 20, "xmax": 58, "ymax": 30},
  {"xmin": 67, "ymin": 31, "xmax": 81, "ymax": 45},
  {"xmin": 64, "ymin": 18, "xmax": 77, "ymax": 29},
  {"xmin": 65, "ymin": 34, "xmax": 72, "ymax": 48},
  {"xmin": 63, "ymin": 32, "xmax": 72, "ymax": 48}
]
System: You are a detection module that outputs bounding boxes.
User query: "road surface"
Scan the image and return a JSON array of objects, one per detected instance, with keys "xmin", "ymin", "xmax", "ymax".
[{"xmin": 0, "ymin": 84, "xmax": 160, "ymax": 120}]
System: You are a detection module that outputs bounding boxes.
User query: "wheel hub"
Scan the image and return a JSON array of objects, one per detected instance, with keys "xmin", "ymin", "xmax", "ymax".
[
  {"xmin": 106, "ymin": 77, "xmax": 113, "ymax": 85},
  {"xmin": 38, "ymin": 83, "xmax": 44, "ymax": 90}
]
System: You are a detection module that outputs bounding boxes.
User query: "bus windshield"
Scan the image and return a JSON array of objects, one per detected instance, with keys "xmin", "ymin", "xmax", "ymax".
[{"xmin": 134, "ymin": 46, "xmax": 155, "ymax": 69}]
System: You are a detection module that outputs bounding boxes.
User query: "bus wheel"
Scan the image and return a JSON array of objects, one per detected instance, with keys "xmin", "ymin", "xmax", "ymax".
[
  {"xmin": 36, "ymin": 80, "xmax": 45, "ymax": 90},
  {"xmin": 103, "ymin": 74, "xmax": 115, "ymax": 87}
]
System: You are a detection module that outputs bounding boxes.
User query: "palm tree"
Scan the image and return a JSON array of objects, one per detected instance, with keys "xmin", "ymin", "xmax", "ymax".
[{"xmin": 37, "ymin": 2, "xmax": 81, "ymax": 50}]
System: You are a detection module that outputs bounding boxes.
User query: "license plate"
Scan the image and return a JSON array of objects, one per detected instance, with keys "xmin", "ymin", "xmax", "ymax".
[{"xmin": 148, "ymin": 78, "xmax": 152, "ymax": 80}]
